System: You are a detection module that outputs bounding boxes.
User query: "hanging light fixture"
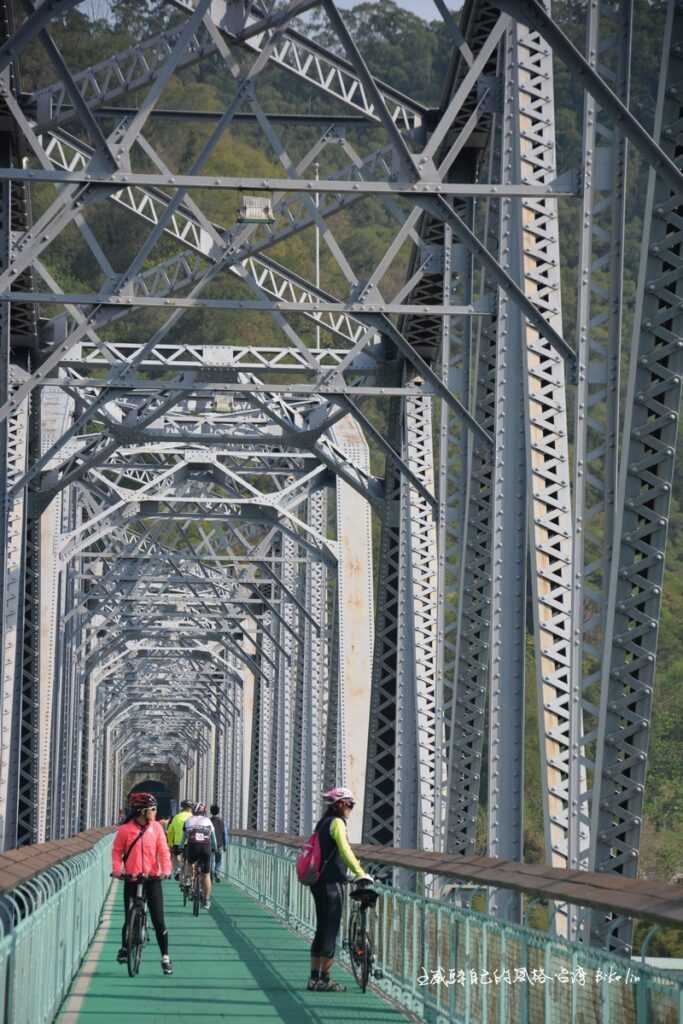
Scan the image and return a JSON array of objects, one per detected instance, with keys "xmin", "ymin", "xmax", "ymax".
[{"xmin": 238, "ymin": 195, "xmax": 275, "ymax": 223}]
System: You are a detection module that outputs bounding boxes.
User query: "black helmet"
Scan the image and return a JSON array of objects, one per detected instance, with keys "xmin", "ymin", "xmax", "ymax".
[{"xmin": 180, "ymin": 799, "xmax": 193, "ymax": 810}]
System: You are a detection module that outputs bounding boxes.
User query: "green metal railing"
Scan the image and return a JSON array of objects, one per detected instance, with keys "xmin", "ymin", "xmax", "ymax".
[
  {"xmin": 226, "ymin": 838, "xmax": 683, "ymax": 1024},
  {"xmin": 0, "ymin": 834, "xmax": 113, "ymax": 1024}
]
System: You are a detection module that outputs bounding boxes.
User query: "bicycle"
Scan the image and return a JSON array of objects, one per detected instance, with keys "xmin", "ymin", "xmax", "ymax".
[
  {"xmin": 120, "ymin": 874, "xmax": 150, "ymax": 977},
  {"xmin": 178, "ymin": 860, "xmax": 191, "ymax": 907},
  {"xmin": 190, "ymin": 862, "xmax": 202, "ymax": 917},
  {"xmin": 347, "ymin": 879, "xmax": 381, "ymax": 993},
  {"xmin": 181, "ymin": 873, "xmax": 191, "ymax": 907}
]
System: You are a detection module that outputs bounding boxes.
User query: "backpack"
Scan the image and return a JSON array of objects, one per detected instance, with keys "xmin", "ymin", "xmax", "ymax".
[{"xmin": 296, "ymin": 827, "xmax": 335, "ymax": 886}]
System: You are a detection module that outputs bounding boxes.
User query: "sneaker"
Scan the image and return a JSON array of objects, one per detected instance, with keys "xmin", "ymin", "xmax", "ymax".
[
  {"xmin": 315, "ymin": 979, "xmax": 346, "ymax": 992},
  {"xmin": 116, "ymin": 947, "xmax": 127, "ymax": 964},
  {"xmin": 204, "ymin": 900, "xmax": 211, "ymax": 910},
  {"xmin": 161, "ymin": 957, "xmax": 173, "ymax": 975},
  {"xmin": 306, "ymin": 977, "xmax": 319, "ymax": 991},
  {"xmin": 174, "ymin": 870, "xmax": 181, "ymax": 882}
]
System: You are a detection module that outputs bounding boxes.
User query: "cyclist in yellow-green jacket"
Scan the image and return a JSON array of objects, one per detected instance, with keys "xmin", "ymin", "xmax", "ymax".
[
  {"xmin": 308, "ymin": 787, "xmax": 372, "ymax": 992},
  {"xmin": 166, "ymin": 800, "xmax": 193, "ymax": 880}
]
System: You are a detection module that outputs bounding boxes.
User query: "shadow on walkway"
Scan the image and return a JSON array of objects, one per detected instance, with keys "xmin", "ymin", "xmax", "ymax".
[{"xmin": 57, "ymin": 880, "xmax": 406, "ymax": 1023}]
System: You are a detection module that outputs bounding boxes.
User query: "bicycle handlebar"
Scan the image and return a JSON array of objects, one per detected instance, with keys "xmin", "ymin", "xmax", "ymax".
[{"xmin": 111, "ymin": 872, "xmax": 170, "ymax": 880}]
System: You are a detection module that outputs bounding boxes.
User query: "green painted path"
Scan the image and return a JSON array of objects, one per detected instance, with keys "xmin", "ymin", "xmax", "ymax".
[{"xmin": 57, "ymin": 880, "xmax": 407, "ymax": 1024}]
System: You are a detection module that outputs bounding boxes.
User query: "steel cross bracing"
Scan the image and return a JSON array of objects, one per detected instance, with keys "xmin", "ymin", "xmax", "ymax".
[
  {"xmin": 589, "ymin": 2, "xmax": 683, "ymax": 953},
  {"xmin": 0, "ymin": 0, "xmax": 680, "ymax": 956}
]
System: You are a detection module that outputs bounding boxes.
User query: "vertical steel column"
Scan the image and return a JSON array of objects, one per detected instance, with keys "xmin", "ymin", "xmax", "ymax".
[
  {"xmin": 590, "ymin": 0, "xmax": 683, "ymax": 953},
  {"xmin": 274, "ymin": 532, "xmax": 298, "ymax": 832},
  {"xmin": 37, "ymin": 388, "xmax": 71, "ymax": 841},
  {"xmin": 446, "ymin": 134, "xmax": 499, "ymax": 858},
  {"xmin": 74, "ymin": 565, "xmax": 90, "ymax": 833},
  {"xmin": 487, "ymin": 28, "xmax": 528, "ymax": 920},
  {"xmin": 510, "ymin": 10, "xmax": 574, "ymax": 920},
  {"xmin": 398, "ymin": 385, "xmax": 438, "ymax": 853},
  {"xmin": 246, "ymin": 622, "xmax": 263, "ymax": 830},
  {"xmin": 333, "ymin": 418, "xmax": 373, "ymax": 842},
  {"xmin": 213, "ymin": 697, "xmax": 224, "ymax": 809},
  {"xmin": 570, "ymin": 1, "xmax": 632, "ymax": 915},
  {"xmin": 289, "ymin": 574, "xmax": 307, "ymax": 836},
  {"xmin": 50, "ymin": 524, "xmax": 80, "ymax": 840},
  {"xmin": 363, "ymin": 401, "xmax": 401, "ymax": 846},
  {"xmin": 323, "ymin": 580, "xmax": 341, "ymax": 795},
  {"xmin": 299, "ymin": 488, "xmax": 327, "ymax": 835},
  {"xmin": 17, "ymin": 389, "xmax": 42, "ymax": 846},
  {"xmin": 220, "ymin": 683, "xmax": 229, "ymax": 823},
  {"xmin": 230, "ymin": 675, "xmax": 242, "ymax": 827},
  {"xmin": 434, "ymin": 223, "xmax": 472, "ymax": 852},
  {"xmin": 0, "ymin": 363, "xmax": 28, "ymax": 849},
  {"xmin": 241, "ymin": 620, "xmax": 257, "ymax": 829},
  {"xmin": 0, "ymin": 1, "xmax": 36, "ymax": 846},
  {"xmin": 261, "ymin": 620, "xmax": 276, "ymax": 831}
]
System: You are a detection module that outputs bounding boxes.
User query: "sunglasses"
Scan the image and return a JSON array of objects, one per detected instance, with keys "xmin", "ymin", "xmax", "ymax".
[{"xmin": 341, "ymin": 800, "xmax": 355, "ymax": 809}]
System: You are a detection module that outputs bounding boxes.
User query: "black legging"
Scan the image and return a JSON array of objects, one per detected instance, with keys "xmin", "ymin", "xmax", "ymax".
[
  {"xmin": 311, "ymin": 881, "xmax": 344, "ymax": 959},
  {"xmin": 121, "ymin": 879, "xmax": 169, "ymax": 956}
]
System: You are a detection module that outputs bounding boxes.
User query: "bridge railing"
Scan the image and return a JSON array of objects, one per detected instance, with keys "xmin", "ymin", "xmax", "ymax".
[
  {"xmin": 226, "ymin": 834, "xmax": 683, "ymax": 1024},
  {"xmin": 0, "ymin": 831, "xmax": 114, "ymax": 1024}
]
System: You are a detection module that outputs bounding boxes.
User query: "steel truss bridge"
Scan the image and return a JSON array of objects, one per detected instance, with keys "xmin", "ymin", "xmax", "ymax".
[{"xmin": 0, "ymin": 0, "xmax": 679, "ymax": 960}]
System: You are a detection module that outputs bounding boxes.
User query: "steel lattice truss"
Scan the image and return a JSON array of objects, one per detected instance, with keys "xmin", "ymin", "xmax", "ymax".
[{"xmin": 0, "ymin": 0, "xmax": 680, "ymax": 955}]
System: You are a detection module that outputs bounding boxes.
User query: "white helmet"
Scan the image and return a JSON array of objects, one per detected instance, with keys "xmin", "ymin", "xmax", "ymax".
[{"xmin": 322, "ymin": 786, "xmax": 355, "ymax": 804}]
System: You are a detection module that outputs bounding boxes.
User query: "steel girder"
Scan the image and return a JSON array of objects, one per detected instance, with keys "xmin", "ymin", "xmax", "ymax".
[
  {"xmin": 569, "ymin": 0, "xmax": 632, "ymax": 934},
  {"xmin": 0, "ymin": 0, "xmax": 679, "ymax": 961},
  {"xmin": 589, "ymin": 2, "xmax": 683, "ymax": 952},
  {"xmin": 0, "ymin": 0, "xmax": 41, "ymax": 848}
]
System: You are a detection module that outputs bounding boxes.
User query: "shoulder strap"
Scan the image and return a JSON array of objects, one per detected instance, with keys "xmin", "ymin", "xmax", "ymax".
[
  {"xmin": 122, "ymin": 827, "xmax": 145, "ymax": 865},
  {"xmin": 317, "ymin": 818, "xmax": 337, "ymax": 873}
]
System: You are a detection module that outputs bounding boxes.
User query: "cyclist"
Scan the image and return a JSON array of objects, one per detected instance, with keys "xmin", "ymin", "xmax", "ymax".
[
  {"xmin": 183, "ymin": 802, "xmax": 217, "ymax": 910},
  {"xmin": 112, "ymin": 792, "xmax": 173, "ymax": 975},
  {"xmin": 308, "ymin": 786, "xmax": 372, "ymax": 992},
  {"xmin": 167, "ymin": 799, "xmax": 193, "ymax": 881},
  {"xmin": 210, "ymin": 804, "xmax": 228, "ymax": 881}
]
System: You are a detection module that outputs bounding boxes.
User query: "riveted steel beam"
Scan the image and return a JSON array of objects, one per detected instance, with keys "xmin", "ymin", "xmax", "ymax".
[{"xmin": 590, "ymin": 0, "xmax": 683, "ymax": 954}]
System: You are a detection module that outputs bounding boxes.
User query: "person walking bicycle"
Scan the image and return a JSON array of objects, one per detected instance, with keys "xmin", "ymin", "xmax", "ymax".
[
  {"xmin": 112, "ymin": 792, "xmax": 174, "ymax": 975},
  {"xmin": 307, "ymin": 787, "xmax": 372, "ymax": 992}
]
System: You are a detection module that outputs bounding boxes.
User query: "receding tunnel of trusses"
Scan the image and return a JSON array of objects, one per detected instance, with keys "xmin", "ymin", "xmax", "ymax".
[{"xmin": 124, "ymin": 770, "xmax": 179, "ymax": 820}]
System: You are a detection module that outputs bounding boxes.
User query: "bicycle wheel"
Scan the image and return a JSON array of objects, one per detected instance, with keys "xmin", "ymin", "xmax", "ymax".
[
  {"xmin": 347, "ymin": 909, "xmax": 365, "ymax": 990},
  {"xmin": 126, "ymin": 906, "xmax": 144, "ymax": 977},
  {"xmin": 192, "ymin": 874, "xmax": 201, "ymax": 917},
  {"xmin": 182, "ymin": 878, "xmax": 189, "ymax": 907},
  {"xmin": 361, "ymin": 931, "xmax": 373, "ymax": 992}
]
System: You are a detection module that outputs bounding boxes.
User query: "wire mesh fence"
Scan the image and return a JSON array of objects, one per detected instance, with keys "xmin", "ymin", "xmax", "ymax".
[
  {"xmin": 226, "ymin": 837, "xmax": 683, "ymax": 1024},
  {"xmin": 0, "ymin": 834, "xmax": 113, "ymax": 1024}
]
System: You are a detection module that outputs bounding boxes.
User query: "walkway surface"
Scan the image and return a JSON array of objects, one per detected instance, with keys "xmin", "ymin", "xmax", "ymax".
[{"xmin": 57, "ymin": 879, "xmax": 407, "ymax": 1023}]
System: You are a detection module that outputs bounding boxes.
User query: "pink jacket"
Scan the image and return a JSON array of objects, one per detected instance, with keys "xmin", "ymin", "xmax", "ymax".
[{"xmin": 112, "ymin": 819, "xmax": 172, "ymax": 877}]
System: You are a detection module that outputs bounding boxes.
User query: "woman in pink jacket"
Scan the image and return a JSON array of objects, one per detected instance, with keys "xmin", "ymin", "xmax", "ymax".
[{"xmin": 111, "ymin": 791, "xmax": 174, "ymax": 975}]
